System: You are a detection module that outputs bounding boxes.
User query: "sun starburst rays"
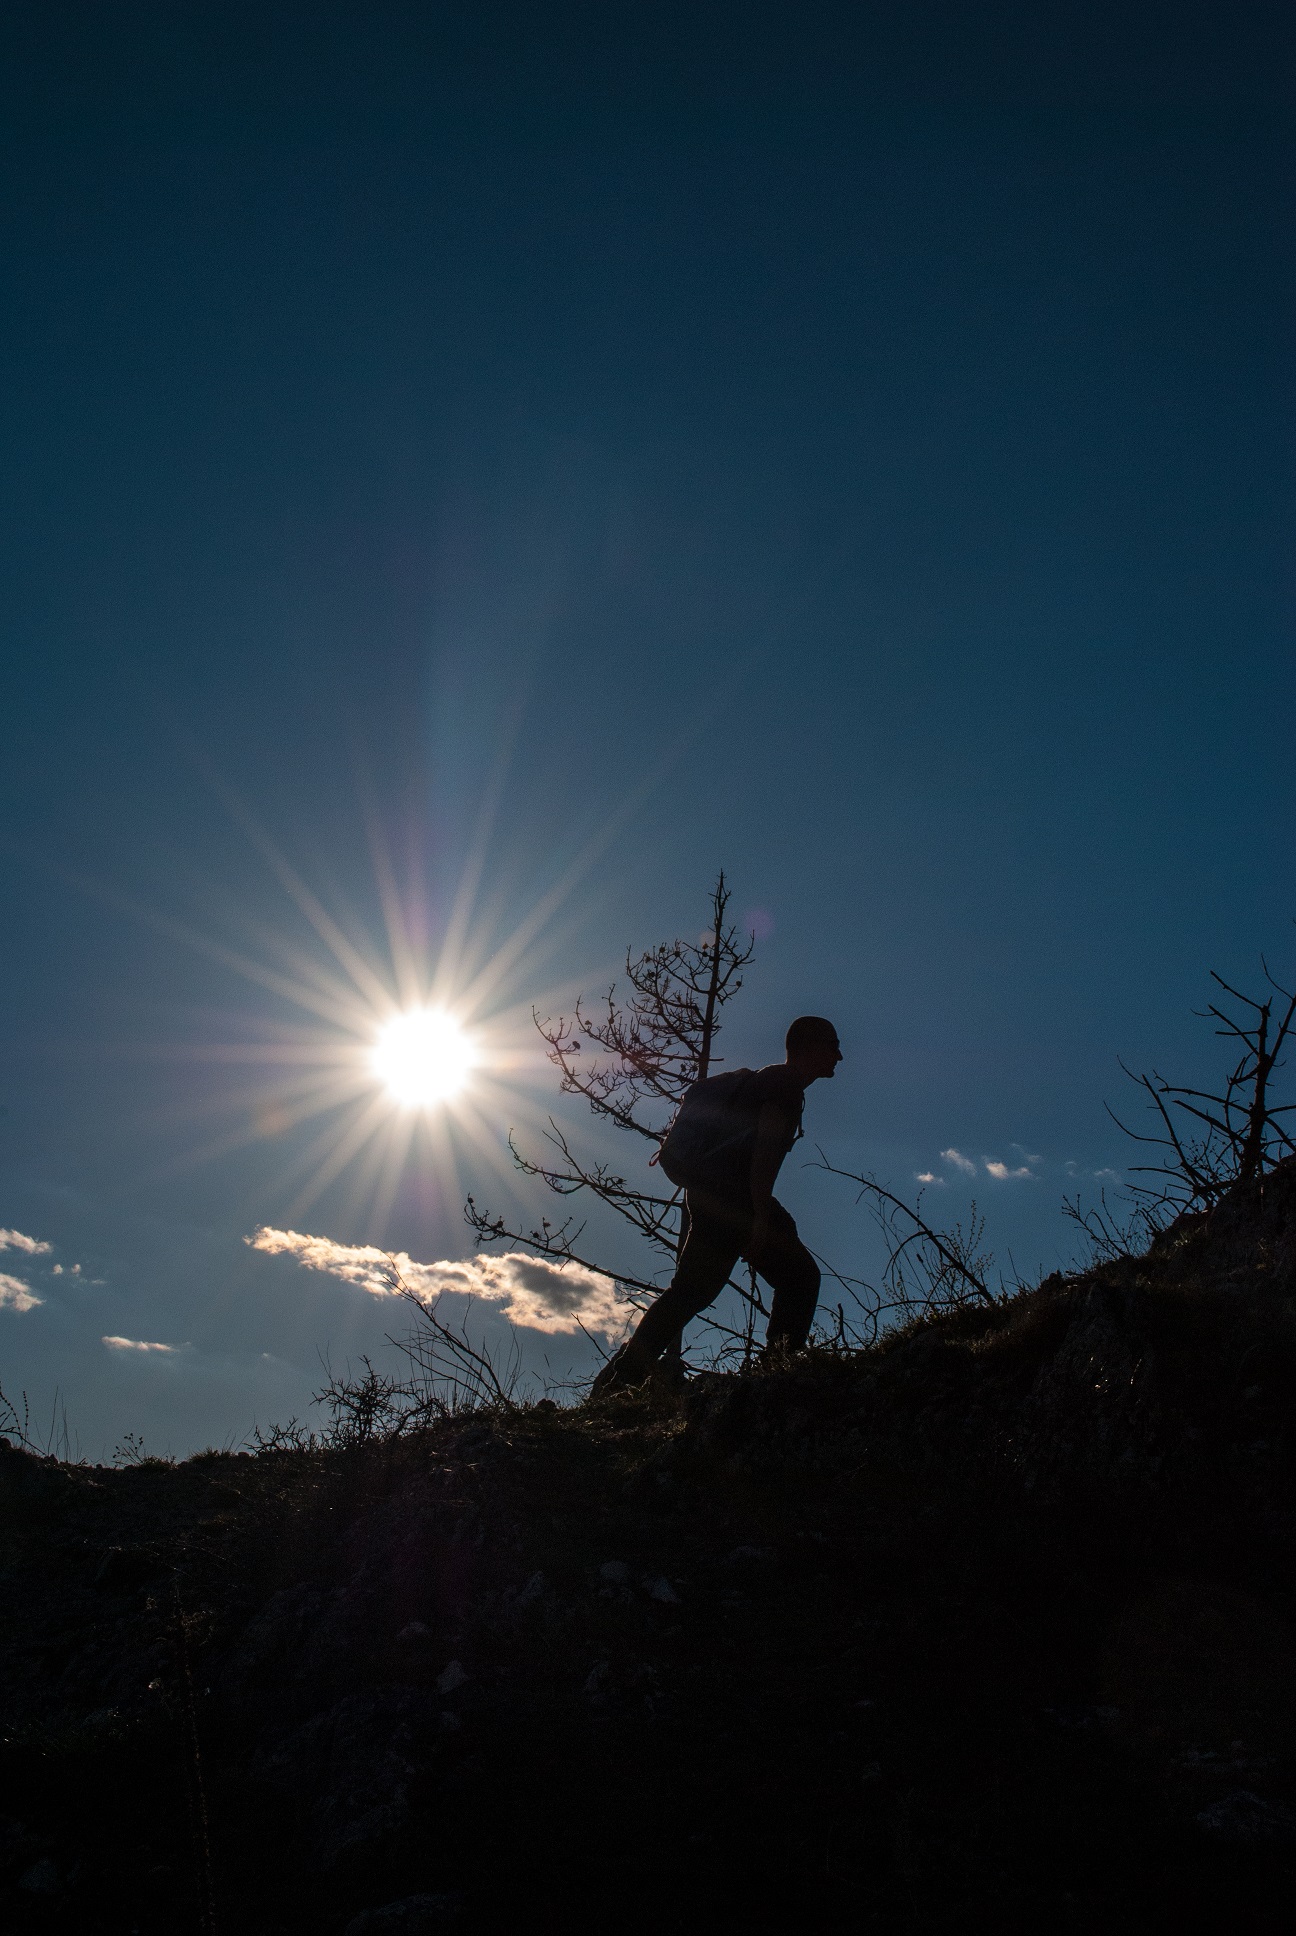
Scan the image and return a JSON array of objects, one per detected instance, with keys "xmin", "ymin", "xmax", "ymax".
[{"xmin": 102, "ymin": 780, "xmax": 625, "ymax": 1252}]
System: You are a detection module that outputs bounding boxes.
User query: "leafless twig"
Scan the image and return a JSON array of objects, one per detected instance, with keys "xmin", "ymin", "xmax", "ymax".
[{"xmin": 1107, "ymin": 956, "xmax": 1296, "ymax": 1221}]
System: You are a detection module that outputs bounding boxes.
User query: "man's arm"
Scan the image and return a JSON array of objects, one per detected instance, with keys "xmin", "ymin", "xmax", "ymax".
[{"xmin": 749, "ymin": 1102, "xmax": 793, "ymax": 1244}]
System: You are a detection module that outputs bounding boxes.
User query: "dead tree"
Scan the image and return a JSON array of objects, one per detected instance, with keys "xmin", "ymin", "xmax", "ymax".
[
  {"xmin": 1107, "ymin": 960, "xmax": 1296, "ymax": 1220},
  {"xmin": 464, "ymin": 875, "xmax": 758, "ymax": 1360}
]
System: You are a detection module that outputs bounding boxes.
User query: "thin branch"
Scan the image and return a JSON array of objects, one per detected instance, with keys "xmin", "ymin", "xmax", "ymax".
[{"xmin": 810, "ymin": 1151, "xmax": 996, "ymax": 1306}]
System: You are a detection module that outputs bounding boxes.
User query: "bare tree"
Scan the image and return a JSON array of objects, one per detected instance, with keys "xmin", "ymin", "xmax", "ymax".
[
  {"xmin": 1107, "ymin": 959, "xmax": 1296, "ymax": 1220},
  {"xmin": 464, "ymin": 875, "xmax": 758, "ymax": 1362}
]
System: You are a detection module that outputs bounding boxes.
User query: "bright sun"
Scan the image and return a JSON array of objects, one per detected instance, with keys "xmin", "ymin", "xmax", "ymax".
[{"xmin": 372, "ymin": 1008, "xmax": 476, "ymax": 1107}]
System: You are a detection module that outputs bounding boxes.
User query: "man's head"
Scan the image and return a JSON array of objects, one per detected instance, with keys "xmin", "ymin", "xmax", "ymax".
[{"xmin": 785, "ymin": 1015, "xmax": 842, "ymax": 1082}]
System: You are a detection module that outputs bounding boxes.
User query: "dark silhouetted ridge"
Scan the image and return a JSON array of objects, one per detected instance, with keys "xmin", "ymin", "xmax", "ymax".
[{"xmin": 4, "ymin": 1161, "xmax": 1296, "ymax": 1932}]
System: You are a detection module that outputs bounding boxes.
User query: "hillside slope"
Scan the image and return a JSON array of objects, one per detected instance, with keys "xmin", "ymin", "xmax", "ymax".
[{"xmin": 3, "ymin": 1161, "xmax": 1296, "ymax": 1933}]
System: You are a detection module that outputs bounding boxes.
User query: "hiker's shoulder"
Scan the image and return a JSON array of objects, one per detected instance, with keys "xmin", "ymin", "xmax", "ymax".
[{"xmin": 743, "ymin": 1063, "xmax": 805, "ymax": 1110}]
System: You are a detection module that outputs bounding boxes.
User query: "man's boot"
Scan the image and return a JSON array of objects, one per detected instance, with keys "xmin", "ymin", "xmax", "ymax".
[
  {"xmin": 589, "ymin": 1339, "xmax": 655, "ymax": 1400},
  {"xmin": 647, "ymin": 1331, "xmax": 688, "ymax": 1392}
]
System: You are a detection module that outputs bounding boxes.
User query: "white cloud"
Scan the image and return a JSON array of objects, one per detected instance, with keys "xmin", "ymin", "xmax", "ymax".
[
  {"xmin": 0, "ymin": 1229, "xmax": 52, "ymax": 1256},
  {"xmin": 101, "ymin": 1336, "xmax": 184, "ymax": 1354},
  {"xmin": 248, "ymin": 1227, "xmax": 627, "ymax": 1337},
  {"xmin": 984, "ymin": 1161, "xmax": 1033, "ymax": 1181},
  {"xmin": 914, "ymin": 1172, "xmax": 945, "ymax": 1186},
  {"xmin": 0, "ymin": 1274, "xmax": 42, "ymax": 1313},
  {"xmin": 941, "ymin": 1148, "xmax": 977, "ymax": 1176},
  {"xmin": 248, "ymin": 1227, "xmax": 400, "ymax": 1295}
]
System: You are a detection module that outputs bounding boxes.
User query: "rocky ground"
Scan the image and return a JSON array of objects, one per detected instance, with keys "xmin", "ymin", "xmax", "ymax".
[{"xmin": 3, "ymin": 1162, "xmax": 1296, "ymax": 1933}]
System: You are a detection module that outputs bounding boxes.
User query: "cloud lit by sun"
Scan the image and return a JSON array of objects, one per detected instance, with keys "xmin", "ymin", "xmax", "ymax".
[{"xmin": 371, "ymin": 1008, "xmax": 476, "ymax": 1107}]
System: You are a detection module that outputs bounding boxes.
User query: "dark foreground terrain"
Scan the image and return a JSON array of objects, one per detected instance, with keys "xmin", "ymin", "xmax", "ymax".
[{"xmin": 4, "ymin": 1165, "xmax": 1296, "ymax": 1934}]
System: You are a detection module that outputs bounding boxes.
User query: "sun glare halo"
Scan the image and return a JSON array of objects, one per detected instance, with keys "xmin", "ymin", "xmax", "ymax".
[{"xmin": 372, "ymin": 1008, "xmax": 476, "ymax": 1107}]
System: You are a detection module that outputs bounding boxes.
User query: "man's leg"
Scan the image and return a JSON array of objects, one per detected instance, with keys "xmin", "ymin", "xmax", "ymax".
[
  {"xmin": 753, "ymin": 1201, "xmax": 821, "ymax": 1353},
  {"xmin": 592, "ymin": 1192, "xmax": 742, "ymax": 1392}
]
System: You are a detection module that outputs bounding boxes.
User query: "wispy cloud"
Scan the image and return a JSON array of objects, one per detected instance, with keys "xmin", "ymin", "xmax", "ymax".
[
  {"xmin": 0, "ymin": 1229, "xmax": 52, "ymax": 1256},
  {"xmin": 101, "ymin": 1336, "xmax": 185, "ymax": 1354},
  {"xmin": 248, "ymin": 1227, "xmax": 626, "ymax": 1336},
  {"xmin": 0, "ymin": 1274, "xmax": 42, "ymax": 1313},
  {"xmin": 914, "ymin": 1171, "xmax": 945, "ymax": 1186},
  {"xmin": 935, "ymin": 1147, "xmax": 1040, "ymax": 1183}
]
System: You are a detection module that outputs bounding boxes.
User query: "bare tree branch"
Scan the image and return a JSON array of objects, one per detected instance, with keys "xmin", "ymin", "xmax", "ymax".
[{"xmin": 1103, "ymin": 950, "xmax": 1296, "ymax": 1227}]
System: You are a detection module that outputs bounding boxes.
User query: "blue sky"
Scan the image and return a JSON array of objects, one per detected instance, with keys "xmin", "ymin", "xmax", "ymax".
[{"xmin": 1, "ymin": 2, "xmax": 1292, "ymax": 1455}]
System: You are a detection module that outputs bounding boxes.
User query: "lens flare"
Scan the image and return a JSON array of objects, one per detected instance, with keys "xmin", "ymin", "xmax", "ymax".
[{"xmin": 372, "ymin": 1009, "xmax": 476, "ymax": 1107}]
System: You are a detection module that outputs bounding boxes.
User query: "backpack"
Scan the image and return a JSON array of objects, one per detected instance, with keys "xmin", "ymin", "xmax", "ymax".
[{"xmin": 655, "ymin": 1069, "xmax": 756, "ymax": 1188}]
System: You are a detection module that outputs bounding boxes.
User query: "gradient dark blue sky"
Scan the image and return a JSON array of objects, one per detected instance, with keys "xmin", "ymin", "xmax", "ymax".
[{"xmin": 2, "ymin": 3, "xmax": 1292, "ymax": 1454}]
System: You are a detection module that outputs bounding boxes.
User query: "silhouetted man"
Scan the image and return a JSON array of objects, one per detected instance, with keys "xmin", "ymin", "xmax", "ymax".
[{"xmin": 591, "ymin": 1016, "xmax": 842, "ymax": 1395}]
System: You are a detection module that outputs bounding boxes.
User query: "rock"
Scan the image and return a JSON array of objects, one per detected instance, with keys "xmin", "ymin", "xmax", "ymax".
[
  {"xmin": 93, "ymin": 1545, "xmax": 162, "ymax": 1590},
  {"xmin": 1101, "ymin": 1582, "xmax": 1296, "ymax": 1760},
  {"xmin": 222, "ymin": 1583, "xmax": 347, "ymax": 1692},
  {"xmin": 251, "ymin": 1686, "xmax": 439, "ymax": 1867},
  {"xmin": 343, "ymin": 1892, "xmax": 466, "ymax": 1933},
  {"xmin": 598, "ymin": 1561, "xmax": 629, "ymax": 1585},
  {"xmin": 19, "ymin": 1857, "xmax": 60, "ymax": 1894},
  {"xmin": 515, "ymin": 1570, "xmax": 546, "ymax": 1606},
  {"xmin": 645, "ymin": 1575, "xmax": 680, "ymax": 1604},
  {"xmin": 397, "ymin": 1622, "xmax": 430, "ymax": 1642},
  {"xmin": 0, "ymin": 1815, "xmax": 36, "ymax": 1861},
  {"xmin": 1196, "ymin": 1791, "xmax": 1296, "ymax": 1845},
  {"xmin": 436, "ymin": 1659, "xmax": 468, "ymax": 1695}
]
